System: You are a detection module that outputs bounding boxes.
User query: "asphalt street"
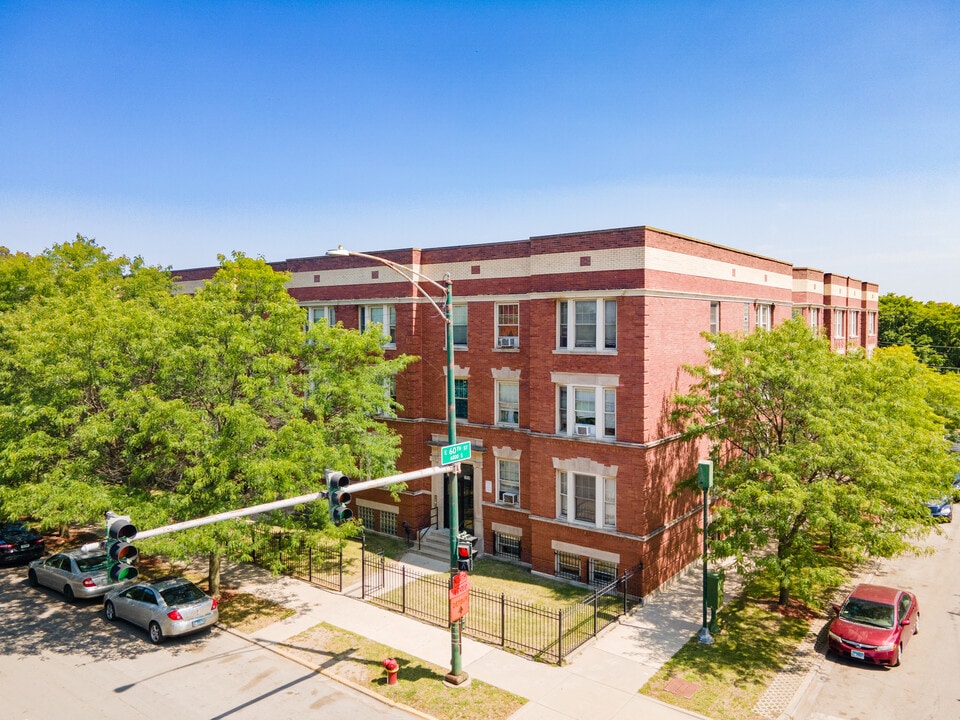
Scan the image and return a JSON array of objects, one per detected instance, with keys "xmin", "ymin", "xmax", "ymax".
[
  {"xmin": 0, "ymin": 568, "xmax": 418, "ymax": 720},
  {"xmin": 791, "ymin": 517, "xmax": 960, "ymax": 720}
]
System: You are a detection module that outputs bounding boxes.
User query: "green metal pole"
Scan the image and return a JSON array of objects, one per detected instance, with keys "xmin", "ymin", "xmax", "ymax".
[
  {"xmin": 697, "ymin": 482, "xmax": 714, "ymax": 644},
  {"xmin": 444, "ymin": 276, "xmax": 467, "ymax": 684}
]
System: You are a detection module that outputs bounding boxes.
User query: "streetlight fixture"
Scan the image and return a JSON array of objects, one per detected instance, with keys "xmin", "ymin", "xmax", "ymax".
[{"xmin": 326, "ymin": 245, "xmax": 468, "ymax": 685}]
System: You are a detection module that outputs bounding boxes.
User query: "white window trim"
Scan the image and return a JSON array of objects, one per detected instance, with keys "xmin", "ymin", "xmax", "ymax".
[
  {"xmin": 556, "ymin": 298, "xmax": 617, "ymax": 353},
  {"xmin": 552, "ymin": 372, "xmax": 619, "ymax": 440},
  {"xmin": 495, "ymin": 302, "xmax": 520, "ymax": 348},
  {"xmin": 496, "ymin": 457, "xmax": 520, "ymax": 505},
  {"xmin": 834, "ymin": 309, "xmax": 846, "ymax": 339},
  {"xmin": 451, "ymin": 304, "xmax": 468, "ymax": 349},
  {"xmin": 556, "ymin": 470, "xmax": 616, "ymax": 530},
  {"xmin": 756, "ymin": 303, "xmax": 772, "ymax": 331},
  {"xmin": 360, "ymin": 304, "xmax": 396, "ymax": 348},
  {"xmin": 304, "ymin": 305, "xmax": 337, "ymax": 329},
  {"xmin": 495, "ymin": 379, "xmax": 520, "ymax": 427}
]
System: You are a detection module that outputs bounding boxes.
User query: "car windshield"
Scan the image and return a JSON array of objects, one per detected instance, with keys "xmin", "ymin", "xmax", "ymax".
[
  {"xmin": 75, "ymin": 555, "xmax": 110, "ymax": 572},
  {"xmin": 840, "ymin": 598, "xmax": 895, "ymax": 628},
  {"xmin": 159, "ymin": 583, "xmax": 206, "ymax": 606}
]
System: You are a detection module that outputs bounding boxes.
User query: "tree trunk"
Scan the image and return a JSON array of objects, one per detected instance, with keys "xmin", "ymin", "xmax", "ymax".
[
  {"xmin": 208, "ymin": 553, "xmax": 221, "ymax": 597},
  {"xmin": 778, "ymin": 581, "xmax": 790, "ymax": 606}
]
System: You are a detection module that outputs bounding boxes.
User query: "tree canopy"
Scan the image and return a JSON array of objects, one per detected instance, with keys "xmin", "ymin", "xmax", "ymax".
[
  {"xmin": 0, "ymin": 237, "xmax": 412, "ymax": 590},
  {"xmin": 672, "ymin": 318, "xmax": 958, "ymax": 605},
  {"xmin": 879, "ymin": 293, "xmax": 960, "ymax": 374}
]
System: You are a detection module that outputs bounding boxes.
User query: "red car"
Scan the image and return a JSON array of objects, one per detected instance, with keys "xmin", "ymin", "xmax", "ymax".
[{"xmin": 827, "ymin": 583, "xmax": 919, "ymax": 667}]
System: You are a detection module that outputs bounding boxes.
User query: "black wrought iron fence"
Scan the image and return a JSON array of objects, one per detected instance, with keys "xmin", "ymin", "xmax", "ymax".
[
  {"xmin": 360, "ymin": 548, "xmax": 641, "ymax": 665},
  {"xmin": 246, "ymin": 526, "xmax": 642, "ymax": 664},
  {"xmin": 249, "ymin": 527, "xmax": 344, "ymax": 592}
]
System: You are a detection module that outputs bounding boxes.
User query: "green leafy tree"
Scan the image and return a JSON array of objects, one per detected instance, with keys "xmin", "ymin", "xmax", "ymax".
[
  {"xmin": 879, "ymin": 293, "xmax": 960, "ymax": 373},
  {"xmin": 141, "ymin": 254, "xmax": 412, "ymax": 592},
  {"xmin": 673, "ymin": 319, "xmax": 955, "ymax": 605},
  {"xmin": 0, "ymin": 238, "xmax": 176, "ymax": 532},
  {"xmin": 0, "ymin": 242, "xmax": 413, "ymax": 594}
]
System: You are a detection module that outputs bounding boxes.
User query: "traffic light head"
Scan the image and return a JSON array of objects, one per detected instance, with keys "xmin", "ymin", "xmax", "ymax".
[
  {"xmin": 325, "ymin": 470, "xmax": 353, "ymax": 525},
  {"xmin": 105, "ymin": 512, "xmax": 139, "ymax": 582},
  {"xmin": 457, "ymin": 540, "xmax": 473, "ymax": 572}
]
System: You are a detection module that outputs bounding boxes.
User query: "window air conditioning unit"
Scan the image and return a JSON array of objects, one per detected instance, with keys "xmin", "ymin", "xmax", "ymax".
[
  {"xmin": 501, "ymin": 493, "xmax": 517, "ymax": 505},
  {"xmin": 574, "ymin": 424, "xmax": 594, "ymax": 436},
  {"xmin": 498, "ymin": 336, "xmax": 519, "ymax": 348}
]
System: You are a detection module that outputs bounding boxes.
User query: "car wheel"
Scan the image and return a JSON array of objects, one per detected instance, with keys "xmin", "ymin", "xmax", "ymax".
[
  {"xmin": 148, "ymin": 622, "xmax": 163, "ymax": 644},
  {"xmin": 63, "ymin": 585, "xmax": 75, "ymax": 603},
  {"xmin": 104, "ymin": 601, "xmax": 116, "ymax": 621},
  {"xmin": 28, "ymin": 569, "xmax": 38, "ymax": 587},
  {"xmin": 893, "ymin": 642, "xmax": 902, "ymax": 667},
  {"xmin": 913, "ymin": 612, "xmax": 920, "ymax": 635}
]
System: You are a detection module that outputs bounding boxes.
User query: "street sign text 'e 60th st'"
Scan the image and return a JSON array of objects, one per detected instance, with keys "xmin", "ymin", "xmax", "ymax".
[{"xmin": 441, "ymin": 441, "xmax": 472, "ymax": 465}]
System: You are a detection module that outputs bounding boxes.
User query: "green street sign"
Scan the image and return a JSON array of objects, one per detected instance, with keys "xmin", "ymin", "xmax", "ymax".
[{"xmin": 441, "ymin": 440, "xmax": 471, "ymax": 465}]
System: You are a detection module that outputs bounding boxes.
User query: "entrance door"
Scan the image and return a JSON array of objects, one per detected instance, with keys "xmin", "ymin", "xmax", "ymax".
[{"xmin": 443, "ymin": 464, "xmax": 474, "ymax": 535}]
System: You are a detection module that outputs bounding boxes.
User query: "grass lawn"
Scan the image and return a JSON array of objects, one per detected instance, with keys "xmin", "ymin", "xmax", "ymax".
[
  {"xmin": 279, "ymin": 621, "xmax": 526, "ymax": 720},
  {"xmin": 641, "ymin": 595, "xmax": 818, "ymax": 720},
  {"xmin": 467, "ymin": 557, "xmax": 592, "ymax": 608},
  {"xmin": 340, "ymin": 532, "xmax": 408, "ymax": 587},
  {"xmin": 217, "ymin": 590, "xmax": 297, "ymax": 633}
]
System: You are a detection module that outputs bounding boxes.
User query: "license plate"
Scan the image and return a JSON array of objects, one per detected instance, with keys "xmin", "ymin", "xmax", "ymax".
[
  {"xmin": 192, "ymin": 616, "xmax": 209, "ymax": 627},
  {"xmin": 851, "ymin": 649, "xmax": 865, "ymax": 660},
  {"xmin": 18, "ymin": 543, "xmax": 28, "ymax": 550}
]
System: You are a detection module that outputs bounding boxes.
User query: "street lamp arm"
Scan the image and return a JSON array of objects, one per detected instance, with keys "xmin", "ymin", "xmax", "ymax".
[
  {"xmin": 327, "ymin": 246, "xmax": 451, "ymax": 324},
  {"xmin": 326, "ymin": 242, "xmax": 465, "ymax": 684}
]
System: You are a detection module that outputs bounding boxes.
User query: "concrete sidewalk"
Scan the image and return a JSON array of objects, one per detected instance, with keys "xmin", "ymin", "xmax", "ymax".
[{"xmin": 219, "ymin": 555, "xmax": 737, "ymax": 720}]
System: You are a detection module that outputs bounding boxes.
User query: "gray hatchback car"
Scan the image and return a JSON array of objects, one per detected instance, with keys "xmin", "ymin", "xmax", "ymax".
[
  {"xmin": 28, "ymin": 550, "xmax": 134, "ymax": 601},
  {"xmin": 104, "ymin": 577, "xmax": 219, "ymax": 644}
]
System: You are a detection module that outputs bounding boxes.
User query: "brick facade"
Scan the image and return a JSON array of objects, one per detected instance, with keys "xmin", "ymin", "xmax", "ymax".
[{"xmin": 175, "ymin": 225, "xmax": 879, "ymax": 595}]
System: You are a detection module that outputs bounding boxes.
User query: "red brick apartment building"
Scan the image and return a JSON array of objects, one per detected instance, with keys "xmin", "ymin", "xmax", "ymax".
[{"xmin": 176, "ymin": 226, "xmax": 879, "ymax": 594}]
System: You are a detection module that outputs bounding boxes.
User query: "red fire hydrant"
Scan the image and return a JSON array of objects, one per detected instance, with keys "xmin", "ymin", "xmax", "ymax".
[{"xmin": 383, "ymin": 658, "xmax": 399, "ymax": 685}]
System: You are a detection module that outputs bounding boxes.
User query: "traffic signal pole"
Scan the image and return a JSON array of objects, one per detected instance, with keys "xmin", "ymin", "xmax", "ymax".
[{"xmin": 80, "ymin": 464, "xmax": 457, "ymax": 552}]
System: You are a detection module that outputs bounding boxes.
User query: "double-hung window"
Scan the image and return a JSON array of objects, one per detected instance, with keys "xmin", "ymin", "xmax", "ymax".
[
  {"xmin": 360, "ymin": 305, "xmax": 396, "ymax": 346},
  {"xmin": 452, "ymin": 305, "xmax": 468, "ymax": 348},
  {"xmin": 809, "ymin": 307, "xmax": 820, "ymax": 330},
  {"xmin": 557, "ymin": 471, "xmax": 616, "ymax": 529},
  {"xmin": 557, "ymin": 384, "xmax": 616, "ymax": 439},
  {"xmin": 305, "ymin": 305, "xmax": 336, "ymax": 329},
  {"xmin": 497, "ymin": 459, "xmax": 520, "ymax": 505},
  {"xmin": 756, "ymin": 304, "xmax": 772, "ymax": 331},
  {"xmin": 496, "ymin": 303, "xmax": 519, "ymax": 348},
  {"xmin": 557, "ymin": 299, "xmax": 616, "ymax": 351},
  {"xmin": 377, "ymin": 376, "xmax": 397, "ymax": 418},
  {"xmin": 833, "ymin": 310, "xmax": 845, "ymax": 339},
  {"xmin": 497, "ymin": 381, "xmax": 519, "ymax": 426},
  {"xmin": 868, "ymin": 312, "xmax": 876, "ymax": 336},
  {"xmin": 849, "ymin": 310, "xmax": 859, "ymax": 338},
  {"xmin": 709, "ymin": 302, "xmax": 720, "ymax": 334},
  {"xmin": 454, "ymin": 379, "xmax": 468, "ymax": 420}
]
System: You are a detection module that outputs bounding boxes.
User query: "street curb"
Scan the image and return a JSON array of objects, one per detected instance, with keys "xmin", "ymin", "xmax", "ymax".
[{"xmin": 218, "ymin": 624, "xmax": 440, "ymax": 720}]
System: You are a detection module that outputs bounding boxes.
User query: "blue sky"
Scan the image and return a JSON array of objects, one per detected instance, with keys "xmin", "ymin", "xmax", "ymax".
[{"xmin": 2, "ymin": 1, "xmax": 959, "ymax": 302}]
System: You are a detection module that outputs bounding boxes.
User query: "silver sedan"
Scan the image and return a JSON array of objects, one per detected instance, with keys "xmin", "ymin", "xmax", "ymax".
[
  {"xmin": 104, "ymin": 576, "xmax": 219, "ymax": 644},
  {"xmin": 28, "ymin": 550, "xmax": 134, "ymax": 601}
]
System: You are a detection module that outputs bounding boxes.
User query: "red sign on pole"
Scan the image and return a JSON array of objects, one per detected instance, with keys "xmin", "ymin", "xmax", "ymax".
[{"xmin": 449, "ymin": 571, "xmax": 470, "ymax": 622}]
